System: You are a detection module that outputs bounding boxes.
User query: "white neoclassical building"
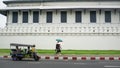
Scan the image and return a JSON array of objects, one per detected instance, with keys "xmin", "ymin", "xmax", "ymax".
[{"xmin": 0, "ymin": 0, "xmax": 120, "ymax": 50}]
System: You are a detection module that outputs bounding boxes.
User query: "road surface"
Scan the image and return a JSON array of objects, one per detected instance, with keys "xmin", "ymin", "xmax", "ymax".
[{"xmin": 0, "ymin": 58, "xmax": 120, "ymax": 68}]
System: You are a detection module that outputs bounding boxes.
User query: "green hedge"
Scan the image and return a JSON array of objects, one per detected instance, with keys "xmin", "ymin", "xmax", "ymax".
[{"xmin": 0, "ymin": 49, "xmax": 120, "ymax": 55}]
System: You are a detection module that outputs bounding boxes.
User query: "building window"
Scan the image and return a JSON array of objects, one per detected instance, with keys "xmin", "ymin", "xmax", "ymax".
[
  {"xmin": 12, "ymin": 12, "xmax": 18, "ymax": 23},
  {"xmin": 23, "ymin": 11, "xmax": 28, "ymax": 23},
  {"xmin": 33, "ymin": 11, "xmax": 39, "ymax": 23},
  {"xmin": 90, "ymin": 11, "xmax": 96, "ymax": 23},
  {"xmin": 105, "ymin": 11, "xmax": 111, "ymax": 23},
  {"xmin": 61, "ymin": 11, "xmax": 67, "ymax": 23},
  {"xmin": 47, "ymin": 11, "xmax": 52, "ymax": 23},
  {"xmin": 75, "ymin": 11, "xmax": 82, "ymax": 23}
]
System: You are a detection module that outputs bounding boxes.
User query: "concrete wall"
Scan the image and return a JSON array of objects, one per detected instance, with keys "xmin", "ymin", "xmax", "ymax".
[{"xmin": 0, "ymin": 35, "xmax": 120, "ymax": 50}]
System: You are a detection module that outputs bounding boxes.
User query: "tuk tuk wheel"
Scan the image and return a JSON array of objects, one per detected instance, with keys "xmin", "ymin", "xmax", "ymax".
[
  {"xmin": 34, "ymin": 56, "xmax": 39, "ymax": 61},
  {"xmin": 12, "ymin": 57, "xmax": 17, "ymax": 61},
  {"xmin": 18, "ymin": 57, "xmax": 22, "ymax": 60}
]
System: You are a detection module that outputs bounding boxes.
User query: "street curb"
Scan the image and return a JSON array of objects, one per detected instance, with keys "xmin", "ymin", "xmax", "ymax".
[
  {"xmin": 1, "ymin": 56, "xmax": 120, "ymax": 61},
  {"xmin": 0, "ymin": 56, "xmax": 11, "ymax": 58}
]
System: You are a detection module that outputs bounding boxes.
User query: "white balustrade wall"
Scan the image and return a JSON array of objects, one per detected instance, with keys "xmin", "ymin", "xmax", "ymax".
[{"xmin": 0, "ymin": 24, "xmax": 120, "ymax": 35}]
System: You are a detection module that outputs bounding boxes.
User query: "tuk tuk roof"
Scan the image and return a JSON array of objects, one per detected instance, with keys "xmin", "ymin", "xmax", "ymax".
[{"xmin": 10, "ymin": 43, "xmax": 35, "ymax": 47}]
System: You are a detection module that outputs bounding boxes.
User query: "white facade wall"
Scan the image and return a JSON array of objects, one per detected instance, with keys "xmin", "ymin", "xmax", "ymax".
[
  {"xmin": 6, "ymin": 9, "xmax": 120, "ymax": 25},
  {"xmin": 0, "ymin": 1, "xmax": 120, "ymax": 49}
]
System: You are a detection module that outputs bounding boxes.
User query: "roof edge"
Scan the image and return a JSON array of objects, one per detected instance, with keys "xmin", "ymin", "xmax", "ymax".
[{"xmin": 3, "ymin": 0, "xmax": 120, "ymax": 4}]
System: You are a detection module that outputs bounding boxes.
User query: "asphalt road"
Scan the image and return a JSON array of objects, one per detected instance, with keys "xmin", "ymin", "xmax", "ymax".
[{"xmin": 0, "ymin": 58, "xmax": 120, "ymax": 68}]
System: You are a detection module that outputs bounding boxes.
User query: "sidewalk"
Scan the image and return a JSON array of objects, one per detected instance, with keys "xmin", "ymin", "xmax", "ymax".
[
  {"xmin": 38, "ymin": 54, "xmax": 120, "ymax": 57},
  {"xmin": 1, "ymin": 54, "xmax": 120, "ymax": 61}
]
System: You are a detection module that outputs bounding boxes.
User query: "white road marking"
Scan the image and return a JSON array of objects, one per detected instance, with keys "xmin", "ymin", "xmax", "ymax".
[
  {"xmin": 104, "ymin": 65, "xmax": 120, "ymax": 68},
  {"xmin": 74, "ymin": 63, "xmax": 86, "ymax": 65}
]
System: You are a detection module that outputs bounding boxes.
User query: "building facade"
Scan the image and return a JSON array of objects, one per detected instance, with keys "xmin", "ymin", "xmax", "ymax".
[{"xmin": 0, "ymin": 0, "xmax": 120, "ymax": 50}]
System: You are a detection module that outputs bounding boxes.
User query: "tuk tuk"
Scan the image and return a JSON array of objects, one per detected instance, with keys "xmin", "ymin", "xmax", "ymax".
[{"xmin": 10, "ymin": 43, "xmax": 39, "ymax": 61}]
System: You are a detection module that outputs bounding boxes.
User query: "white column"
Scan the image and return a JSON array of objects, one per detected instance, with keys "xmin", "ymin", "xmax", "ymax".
[
  {"xmin": 29, "ymin": 10, "xmax": 32, "ymax": 24},
  {"xmin": 57, "ymin": 10, "xmax": 61, "ymax": 24},
  {"xmin": 6, "ymin": 11, "xmax": 9, "ymax": 25},
  {"xmin": 81, "ymin": 10, "xmax": 84, "ymax": 24},
  {"xmin": 21, "ymin": 10, "xmax": 23, "ymax": 24},
  {"xmin": 39, "ymin": 10, "xmax": 41, "ymax": 24},
  {"xmin": 83, "ymin": 9, "xmax": 89, "ymax": 24},
  {"xmin": 98, "ymin": 9, "xmax": 102, "ymax": 24},
  {"xmin": 97, "ymin": 10, "xmax": 101, "ymax": 24},
  {"xmin": 100, "ymin": 10, "xmax": 105, "ymax": 24},
  {"xmin": 68, "ymin": 10, "xmax": 74, "ymax": 24},
  {"xmin": 111, "ymin": 10, "xmax": 117, "ymax": 24},
  {"xmin": 41, "ymin": 10, "xmax": 46, "ymax": 24},
  {"xmin": 113, "ymin": 10, "xmax": 119, "ymax": 24},
  {"xmin": 8, "ymin": 11, "xmax": 12, "ymax": 24},
  {"xmin": 18, "ymin": 10, "xmax": 22, "ymax": 24},
  {"xmin": 72, "ymin": 10, "xmax": 75, "ymax": 24},
  {"xmin": 53, "ymin": 10, "xmax": 58, "ymax": 24}
]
